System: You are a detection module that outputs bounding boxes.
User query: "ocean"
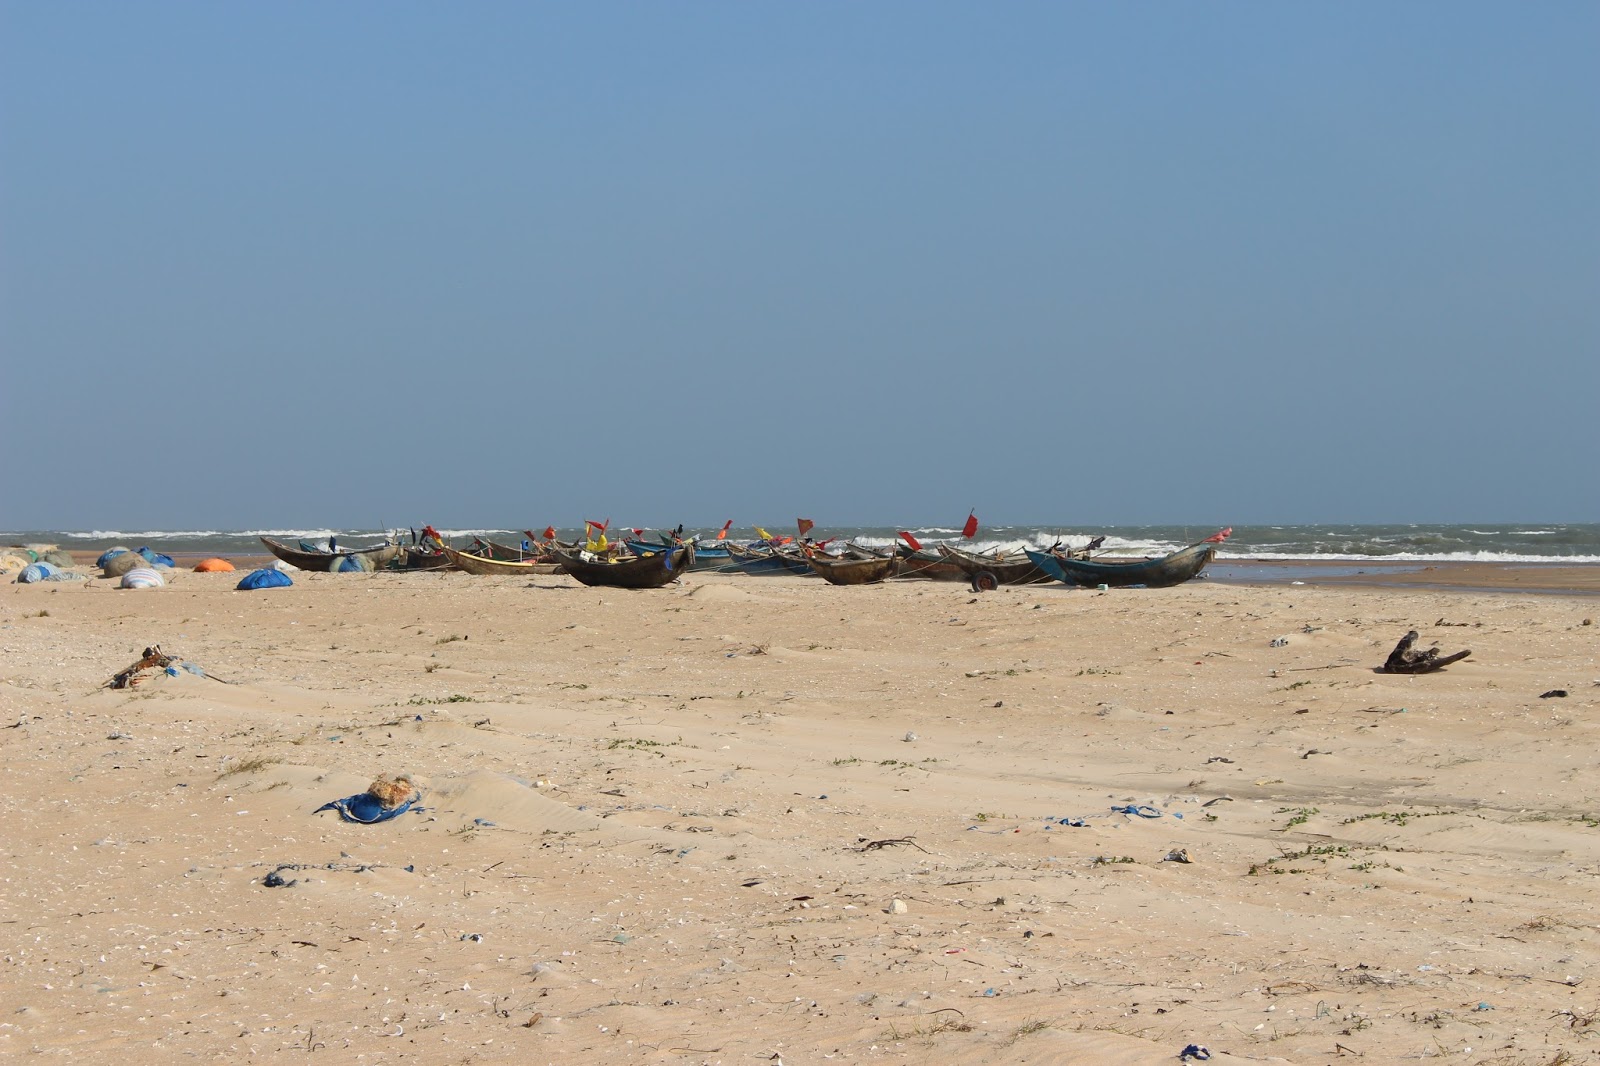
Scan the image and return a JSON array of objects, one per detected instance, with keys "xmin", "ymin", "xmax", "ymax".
[{"xmin": 6, "ymin": 523, "xmax": 1598, "ymax": 564}]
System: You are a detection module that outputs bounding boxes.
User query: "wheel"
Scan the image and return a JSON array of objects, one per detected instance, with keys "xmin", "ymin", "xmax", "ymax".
[{"xmin": 971, "ymin": 570, "xmax": 999, "ymax": 592}]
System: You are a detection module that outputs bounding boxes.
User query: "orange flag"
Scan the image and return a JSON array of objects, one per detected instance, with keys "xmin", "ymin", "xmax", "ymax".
[
  {"xmin": 716, "ymin": 520, "xmax": 732, "ymax": 540},
  {"xmin": 1203, "ymin": 527, "xmax": 1233, "ymax": 544},
  {"xmin": 797, "ymin": 518, "xmax": 814, "ymax": 536},
  {"xmin": 897, "ymin": 531, "xmax": 923, "ymax": 551},
  {"xmin": 542, "ymin": 525, "xmax": 556, "ymax": 541}
]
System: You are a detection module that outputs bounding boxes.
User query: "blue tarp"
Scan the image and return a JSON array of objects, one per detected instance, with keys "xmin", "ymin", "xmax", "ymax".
[
  {"xmin": 333, "ymin": 554, "xmax": 365, "ymax": 572},
  {"xmin": 96, "ymin": 548, "xmax": 129, "ymax": 568},
  {"xmin": 237, "ymin": 568, "xmax": 293, "ymax": 590},
  {"xmin": 314, "ymin": 793, "xmax": 418, "ymax": 824},
  {"xmin": 137, "ymin": 547, "xmax": 176, "ymax": 567}
]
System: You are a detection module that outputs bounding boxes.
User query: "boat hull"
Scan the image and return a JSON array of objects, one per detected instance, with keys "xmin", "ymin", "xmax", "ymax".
[
  {"xmin": 552, "ymin": 545, "xmax": 692, "ymax": 588},
  {"xmin": 260, "ymin": 537, "xmax": 403, "ymax": 572},
  {"xmin": 808, "ymin": 555, "xmax": 902, "ymax": 585},
  {"xmin": 1024, "ymin": 543, "xmax": 1218, "ymax": 588}
]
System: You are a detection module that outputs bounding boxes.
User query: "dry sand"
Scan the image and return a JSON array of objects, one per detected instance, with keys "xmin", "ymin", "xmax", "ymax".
[{"xmin": 3, "ymin": 565, "xmax": 1599, "ymax": 1065}]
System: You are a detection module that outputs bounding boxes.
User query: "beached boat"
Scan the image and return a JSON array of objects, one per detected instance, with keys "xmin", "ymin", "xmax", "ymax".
[
  {"xmin": 551, "ymin": 544, "xmax": 693, "ymax": 588},
  {"xmin": 466, "ymin": 537, "xmax": 546, "ymax": 562},
  {"xmin": 725, "ymin": 543, "xmax": 814, "ymax": 576},
  {"xmin": 398, "ymin": 547, "xmax": 455, "ymax": 571},
  {"xmin": 439, "ymin": 544, "xmax": 562, "ymax": 576},
  {"xmin": 260, "ymin": 536, "xmax": 403, "ymax": 572},
  {"xmin": 1024, "ymin": 531, "xmax": 1228, "ymax": 588},
  {"xmin": 624, "ymin": 539, "xmax": 738, "ymax": 573},
  {"xmin": 935, "ymin": 544, "xmax": 1054, "ymax": 587},
  {"xmin": 808, "ymin": 553, "xmax": 902, "ymax": 585},
  {"xmin": 891, "ymin": 544, "xmax": 971, "ymax": 582}
]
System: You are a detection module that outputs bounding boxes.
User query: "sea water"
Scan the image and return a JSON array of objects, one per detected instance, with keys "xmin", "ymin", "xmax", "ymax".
[{"xmin": 6, "ymin": 523, "xmax": 1598, "ymax": 564}]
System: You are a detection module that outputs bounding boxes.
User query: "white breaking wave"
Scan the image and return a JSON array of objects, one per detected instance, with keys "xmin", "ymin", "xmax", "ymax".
[{"xmin": 1235, "ymin": 550, "xmax": 1600, "ymax": 564}]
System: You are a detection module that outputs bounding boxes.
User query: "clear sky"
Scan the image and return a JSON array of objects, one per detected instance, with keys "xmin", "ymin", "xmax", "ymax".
[{"xmin": 2, "ymin": 2, "xmax": 1595, "ymax": 529}]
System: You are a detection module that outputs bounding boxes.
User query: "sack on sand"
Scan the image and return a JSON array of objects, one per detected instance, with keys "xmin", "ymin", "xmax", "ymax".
[
  {"xmin": 120, "ymin": 567, "xmax": 165, "ymax": 589},
  {"xmin": 18, "ymin": 562, "xmax": 61, "ymax": 583},
  {"xmin": 103, "ymin": 551, "xmax": 146, "ymax": 578},
  {"xmin": 97, "ymin": 547, "xmax": 131, "ymax": 568},
  {"xmin": 194, "ymin": 558, "xmax": 236, "ymax": 572}
]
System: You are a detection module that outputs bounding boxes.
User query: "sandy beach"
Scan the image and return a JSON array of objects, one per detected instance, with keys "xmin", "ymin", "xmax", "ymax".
[{"xmin": 4, "ymin": 563, "xmax": 1598, "ymax": 1065}]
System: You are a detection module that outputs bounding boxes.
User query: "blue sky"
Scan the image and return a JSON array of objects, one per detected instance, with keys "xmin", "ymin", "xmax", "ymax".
[{"xmin": 2, "ymin": 3, "xmax": 1595, "ymax": 528}]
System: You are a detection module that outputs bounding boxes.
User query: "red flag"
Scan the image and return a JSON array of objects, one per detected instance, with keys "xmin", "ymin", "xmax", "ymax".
[
  {"xmin": 1203, "ymin": 527, "xmax": 1233, "ymax": 544},
  {"xmin": 585, "ymin": 518, "xmax": 609, "ymax": 532},
  {"xmin": 716, "ymin": 519, "xmax": 732, "ymax": 541},
  {"xmin": 542, "ymin": 525, "xmax": 556, "ymax": 541},
  {"xmin": 898, "ymin": 530, "xmax": 923, "ymax": 551},
  {"xmin": 797, "ymin": 518, "xmax": 814, "ymax": 537},
  {"xmin": 962, "ymin": 512, "xmax": 979, "ymax": 539}
]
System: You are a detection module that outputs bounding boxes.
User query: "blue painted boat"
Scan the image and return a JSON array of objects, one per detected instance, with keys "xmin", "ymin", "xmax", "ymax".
[
  {"xmin": 1024, "ymin": 531, "xmax": 1228, "ymax": 588},
  {"xmin": 625, "ymin": 540, "xmax": 736, "ymax": 573}
]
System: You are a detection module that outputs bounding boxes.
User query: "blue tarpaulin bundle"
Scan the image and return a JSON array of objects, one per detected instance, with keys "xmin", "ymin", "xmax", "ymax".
[
  {"xmin": 237, "ymin": 568, "xmax": 293, "ymax": 591},
  {"xmin": 96, "ymin": 547, "xmax": 129, "ymax": 568},
  {"xmin": 17, "ymin": 562, "xmax": 61, "ymax": 583},
  {"xmin": 136, "ymin": 546, "xmax": 176, "ymax": 567}
]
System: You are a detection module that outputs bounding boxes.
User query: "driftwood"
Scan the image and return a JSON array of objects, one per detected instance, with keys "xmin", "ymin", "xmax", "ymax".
[
  {"xmin": 108, "ymin": 645, "xmax": 174, "ymax": 689},
  {"xmin": 1380, "ymin": 630, "xmax": 1471, "ymax": 674}
]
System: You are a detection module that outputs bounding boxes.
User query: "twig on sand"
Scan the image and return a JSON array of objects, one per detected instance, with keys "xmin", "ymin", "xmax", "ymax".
[{"xmin": 852, "ymin": 836, "xmax": 929, "ymax": 853}]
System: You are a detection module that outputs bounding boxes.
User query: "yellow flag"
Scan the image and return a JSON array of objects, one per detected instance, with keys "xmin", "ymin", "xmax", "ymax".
[{"xmin": 755, "ymin": 526, "xmax": 772, "ymax": 541}]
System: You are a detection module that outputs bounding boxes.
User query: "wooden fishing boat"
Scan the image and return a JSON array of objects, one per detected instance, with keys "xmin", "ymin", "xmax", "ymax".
[
  {"xmin": 551, "ymin": 544, "xmax": 693, "ymax": 588},
  {"xmin": 439, "ymin": 544, "xmax": 562, "ymax": 576},
  {"xmin": 624, "ymin": 539, "xmax": 737, "ymax": 573},
  {"xmin": 398, "ymin": 547, "xmax": 455, "ymax": 571},
  {"xmin": 1024, "ymin": 531, "xmax": 1228, "ymax": 589},
  {"xmin": 260, "ymin": 536, "xmax": 403, "ymax": 572},
  {"xmin": 725, "ymin": 543, "xmax": 814, "ymax": 576},
  {"xmin": 808, "ymin": 553, "xmax": 902, "ymax": 586},
  {"xmin": 891, "ymin": 544, "xmax": 970, "ymax": 582},
  {"xmin": 466, "ymin": 536, "xmax": 545, "ymax": 562},
  {"xmin": 935, "ymin": 544, "xmax": 1054, "ymax": 587}
]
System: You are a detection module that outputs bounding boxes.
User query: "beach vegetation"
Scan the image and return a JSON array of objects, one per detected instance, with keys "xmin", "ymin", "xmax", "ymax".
[
  {"xmin": 1076, "ymin": 666, "xmax": 1120, "ymax": 676},
  {"xmin": 1275, "ymin": 806, "xmax": 1320, "ymax": 830},
  {"xmin": 884, "ymin": 1012, "xmax": 974, "ymax": 1043},
  {"xmin": 1249, "ymin": 842, "xmax": 1355, "ymax": 875},
  {"xmin": 1340, "ymin": 809, "xmax": 1452, "ymax": 827},
  {"xmin": 831, "ymin": 757, "xmax": 861, "ymax": 766},
  {"xmin": 408, "ymin": 694, "xmax": 477, "ymax": 704},
  {"xmin": 1002, "ymin": 1018, "xmax": 1054, "ymax": 1045},
  {"xmin": 606, "ymin": 736, "xmax": 684, "ymax": 753},
  {"xmin": 435, "ymin": 634, "xmax": 467, "ymax": 644},
  {"xmin": 218, "ymin": 755, "xmax": 281, "ymax": 778},
  {"xmin": 1091, "ymin": 855, "xmax": 1137, "ymax": 866}
]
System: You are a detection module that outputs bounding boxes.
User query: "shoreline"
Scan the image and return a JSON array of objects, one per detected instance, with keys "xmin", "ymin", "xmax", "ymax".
[{"xmin": 56, "ymin": 549, "xmax": 1600, "ymax": 595}]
